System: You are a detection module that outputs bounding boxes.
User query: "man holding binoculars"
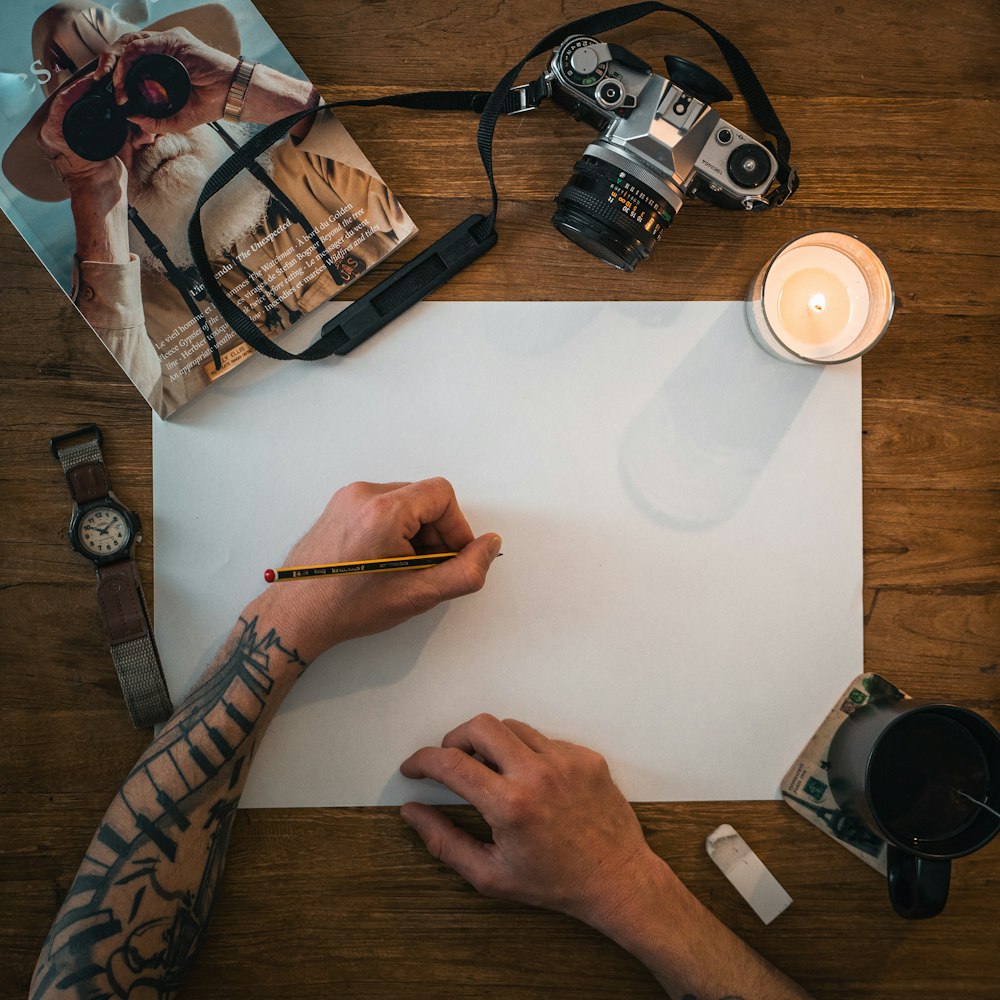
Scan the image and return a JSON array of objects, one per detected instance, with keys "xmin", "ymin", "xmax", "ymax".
[{"xmin": 5, "ymin": 1, "xmax": 414, "ymax": 416}]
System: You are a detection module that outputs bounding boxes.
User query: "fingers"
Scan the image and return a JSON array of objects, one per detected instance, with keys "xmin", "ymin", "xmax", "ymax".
[
  {"xmin": 330, "ymin": 479, "xmax": 499, "ymax": 592},
  {"xmin": 39, "ymin": 77, "xmax": 102, "ymax": 157},
  {"xmin": 440, "ymin": 713, "xmax": 533, "ymax": 773},
  {"xmin": 109, "ymin": 32, "xmax": 160, "ymax": 100},
  {"xmin": 326, "ymin": 478, "xmax": 471, "ymax": 550},
  {"xmin": 399, "ymin": 803, "xmax": 494, "ymax": 888},
  {"xmin": 410, "ymin": 521, "xmax": 449, "ymax": 552},
  {"xmin": 501, "ymin": 718, "xmax": 555, "ymax": 753},
  {"xmin": 400, "ymin": 742, "xmax": 503, "ymax": 805},
  {"xmin": 48, "ymin": 75, "xmax": 98, "ymax": 119},
  {"xmin": 416, "ymin": 532, "xmax": 501, "ymax": 603},
  {"xmin": 267, "ymin": 478, "xmax": 500, "ymax": 653},
  {"xmin": 387, "ymin": 478, "xmax": 476, "ymax": 552},
  {"xmin": 94, "ymin": 49, "xmax": 119, "ymax": 82}
]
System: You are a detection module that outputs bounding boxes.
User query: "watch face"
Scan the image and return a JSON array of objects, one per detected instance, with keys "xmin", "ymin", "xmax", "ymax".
[{"xmin": 76, "ymin": 505, "xmax": 132, "ymax": 558}]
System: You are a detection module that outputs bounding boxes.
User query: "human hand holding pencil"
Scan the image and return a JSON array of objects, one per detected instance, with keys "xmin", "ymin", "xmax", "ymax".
[{"xmin": 248, "ymin": 478, "xmax": 502, "ymax": 662}]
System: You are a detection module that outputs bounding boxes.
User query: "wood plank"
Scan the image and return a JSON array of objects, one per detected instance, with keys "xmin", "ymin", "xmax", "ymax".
[
  {"xmin": 865, "ymin": 490, "xmax": 1000, "ymax": 588},
  {"xmin": 865, "ymin": 589, "xmax": 1000, "ymax": 700},
  {"xmin": 268, "ymin": 0, "xmax": 999, "ymax": 99},
  {"xmin": 307, "ymin": 98, "xmax": 999, "ymax": 211},
  {"xmin": 3, "ymin": 207, "xmax": 1000, "ymax": 323},
  {"xmin": 5, "ymin": 800, "xmax": 1000, "ymax": 999},
  {"xmin": 863, "ymin": 400, "xmax": 1000, "ymax": 488}
]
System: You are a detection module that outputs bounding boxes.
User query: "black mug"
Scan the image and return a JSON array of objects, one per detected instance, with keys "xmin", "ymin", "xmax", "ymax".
[{"xmin": 827, "ymin": 700, "xmax": 1000, "ymax": 918}]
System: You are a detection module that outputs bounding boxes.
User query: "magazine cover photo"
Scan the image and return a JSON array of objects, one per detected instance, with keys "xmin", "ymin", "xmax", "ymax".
[{"xmin": 0, "ymin": 0, "xmax": 416, "ymax": 417}]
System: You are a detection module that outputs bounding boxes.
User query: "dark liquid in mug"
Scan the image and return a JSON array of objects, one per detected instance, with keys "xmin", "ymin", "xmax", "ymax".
[{"xmin": 868, "ymin": 714, "xmax": 989, "ymax": 842}]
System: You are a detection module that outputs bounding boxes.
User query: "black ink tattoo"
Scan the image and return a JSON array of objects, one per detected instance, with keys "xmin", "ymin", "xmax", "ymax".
[{"xmin": 31, "ymin": 617, "xmax": 304, "ymax": 1000}]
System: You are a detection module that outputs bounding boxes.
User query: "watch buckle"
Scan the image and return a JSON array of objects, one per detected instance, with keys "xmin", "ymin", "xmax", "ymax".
[{"xmin": 50, "ymin": 423, "xmax": 103, "ymax": 460}]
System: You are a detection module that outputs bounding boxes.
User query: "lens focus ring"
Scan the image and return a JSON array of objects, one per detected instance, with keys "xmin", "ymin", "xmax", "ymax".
[{"xmin": 552, "ymin": 157, "xmax": 674, "ymax": 271}]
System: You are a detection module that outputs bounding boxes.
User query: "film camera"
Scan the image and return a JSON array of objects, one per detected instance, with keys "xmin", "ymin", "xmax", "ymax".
[
  {"xmin": 531, "ymin": 35, "xmax": 779, "ymax": 270},
  {"xmin": 62, "ymin": 54, "xmax": 191, "ymax": 161}
]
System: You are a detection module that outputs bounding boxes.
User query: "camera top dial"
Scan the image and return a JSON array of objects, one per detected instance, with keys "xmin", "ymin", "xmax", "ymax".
[{"xmin": 559, "ymin": 37, "xmax": 609, "ymax": 87}]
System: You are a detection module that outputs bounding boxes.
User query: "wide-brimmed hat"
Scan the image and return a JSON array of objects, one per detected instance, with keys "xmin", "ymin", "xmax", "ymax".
[{"xmin": 3, "ymin": 1, "xmax": 240, "ymax": 202}]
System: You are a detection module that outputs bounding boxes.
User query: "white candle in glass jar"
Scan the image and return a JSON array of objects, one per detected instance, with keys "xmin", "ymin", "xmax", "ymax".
[{"xmin": 746, "ymin": 233, "xmax": 893, "ymax": 365}]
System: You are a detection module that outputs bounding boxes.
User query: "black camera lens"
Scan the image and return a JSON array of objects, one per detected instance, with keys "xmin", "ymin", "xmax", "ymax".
[
  {"xmin": 552, "ymin": 156, "xmax": 675, "ymax": 271},
  {"xmin": 62, "ymin": 91, "xmax": 130, "ymax": 161},
  {"xmin": 124, "ymin": 54, "xmax": 191, "ymax": 118},
  {"xmin": 726, "ymin": 143, "xmax": 771, "ymax": 189}
]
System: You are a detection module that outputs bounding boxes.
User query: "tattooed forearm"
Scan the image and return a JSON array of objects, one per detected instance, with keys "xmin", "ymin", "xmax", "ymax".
[{"xmin": 31, "ymin": 616, "xmax": 305, "ymax": 1000}]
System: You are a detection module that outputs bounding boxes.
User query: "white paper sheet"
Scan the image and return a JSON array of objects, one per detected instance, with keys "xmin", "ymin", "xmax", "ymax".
[{"xmin": 153, "ymin": 301, "xmax": 863, "ymax": 807}]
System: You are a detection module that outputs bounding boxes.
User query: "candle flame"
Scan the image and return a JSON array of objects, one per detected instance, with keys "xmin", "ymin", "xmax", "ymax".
[{"xmin": 808, "ymin": 292, "xmax": 827, "ymax": 313}]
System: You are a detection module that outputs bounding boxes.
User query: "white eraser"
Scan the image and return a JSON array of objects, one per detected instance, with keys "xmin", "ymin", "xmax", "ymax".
[{"xmin": 705, "ymin": 824, "xmax": 792, "ymax": 925}]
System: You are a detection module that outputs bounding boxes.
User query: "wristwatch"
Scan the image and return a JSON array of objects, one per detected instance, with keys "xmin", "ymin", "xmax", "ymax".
[
  {"xmin": 223, "ymin": 56, "xmax": 257, "ymax": 122},
  {"xmin": 50, "ymin": 425, "xmax": 173, "ymax": 728}
]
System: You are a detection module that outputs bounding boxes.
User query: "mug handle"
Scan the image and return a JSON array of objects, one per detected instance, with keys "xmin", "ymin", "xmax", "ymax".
[{"xmin": 886, "ymin": 845, "xmax": 951, "ymax": 919}]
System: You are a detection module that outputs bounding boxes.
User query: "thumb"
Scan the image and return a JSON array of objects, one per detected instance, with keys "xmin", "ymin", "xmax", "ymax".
[{"xmin": 423, "ymin": 533, "xmax": 502, "ymax": 602}]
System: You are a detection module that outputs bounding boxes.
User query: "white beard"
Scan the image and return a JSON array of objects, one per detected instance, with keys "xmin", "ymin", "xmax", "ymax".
[{"xmin": 127, "ymin": 123, "xmax": 274, "ymax": 271}]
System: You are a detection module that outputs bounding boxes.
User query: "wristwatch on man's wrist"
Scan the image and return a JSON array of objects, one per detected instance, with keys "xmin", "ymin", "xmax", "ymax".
[
  {"xmin": 50, "ymin": 425, "xmax": 173, "ymax": 728},
  {"xmin": 223, "ymin": 55, "xmax": 257, "ymax": 122}
]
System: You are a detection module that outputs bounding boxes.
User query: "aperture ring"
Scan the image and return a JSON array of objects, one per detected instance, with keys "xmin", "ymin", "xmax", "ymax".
[{"xmin": 558, "ymin": 159, "xmax": 674, "ymax": 243}]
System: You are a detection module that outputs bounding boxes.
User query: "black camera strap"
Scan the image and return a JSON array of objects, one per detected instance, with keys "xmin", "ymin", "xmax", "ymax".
[
  {"xmin": 208, "ymin": 121, "xmax": 352, "ymax": 287},
  {"xmin": 189, "ymin": 91, "xmax": 497, "ymax": 363},
  {"xmin": 129, "ymin": 205, "xmax": 223, "ymax": 368},
  {"xmin": 189, "ymin": 2, "xmax": 798, "ymax": 363},
  {"xmin": 470, "ymin": 1, "xmax": 797, "ymax": 232}
]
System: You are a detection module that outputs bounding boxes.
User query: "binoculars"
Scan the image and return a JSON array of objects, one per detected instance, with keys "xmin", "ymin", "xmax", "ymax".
[{"xmin": 62, "ymin": 54, "xmax": 191, "ymax": 161}]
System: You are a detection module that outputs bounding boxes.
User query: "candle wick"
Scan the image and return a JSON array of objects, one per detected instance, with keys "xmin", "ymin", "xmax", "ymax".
[{"xmin": 808, "ymin": 292, "xmax": 827, "ymax": 314}]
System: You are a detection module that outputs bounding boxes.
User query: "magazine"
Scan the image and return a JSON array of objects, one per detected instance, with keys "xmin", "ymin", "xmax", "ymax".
[{"xmin": 0, "ymin": 0, "xmax": 416, "ymax": 418}]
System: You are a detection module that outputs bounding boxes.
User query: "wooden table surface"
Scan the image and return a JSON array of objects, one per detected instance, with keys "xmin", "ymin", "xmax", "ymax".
[{"xmin": 1, "ymin": 1, "xmax": 997, "ymax": 997}]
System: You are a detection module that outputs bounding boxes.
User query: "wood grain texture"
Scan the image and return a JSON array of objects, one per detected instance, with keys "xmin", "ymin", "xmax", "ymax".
[{"xmin": 1, "ymin": 0, "xmax": 997, "ymax": 997}]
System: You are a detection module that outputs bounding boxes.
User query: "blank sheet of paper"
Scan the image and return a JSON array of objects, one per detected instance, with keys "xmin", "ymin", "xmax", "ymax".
[{"xmin": 152, "ymin": 300, "xmax": 862, "ymax": 807}]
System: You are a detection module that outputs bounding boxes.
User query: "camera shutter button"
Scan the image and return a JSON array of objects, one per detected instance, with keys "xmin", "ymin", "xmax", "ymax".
[{"xmin": 597, "ymin": 80, "xmax": 624, "ymax": 108}]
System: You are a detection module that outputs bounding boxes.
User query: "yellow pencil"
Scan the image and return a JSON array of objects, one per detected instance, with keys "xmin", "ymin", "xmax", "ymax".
[{"xmin": 264, "ymin": 552, "xmax": 459, "ymax": 583}]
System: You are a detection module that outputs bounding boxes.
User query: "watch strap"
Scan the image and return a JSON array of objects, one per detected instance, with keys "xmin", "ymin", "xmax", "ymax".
[
  {"xmin": 98, "ymin": 560, "xmax": 173, "ymax": 728},
  {"xmin": 50, "ymin": 424, "xmax": 174, "ymax": 729},
  {"xmin": 97, "ymin": 559, "xmax": 154, "ymax": 644},
  {"xmin": 54, "ymin": 429, "xmax": 112, "ymax": 504}
]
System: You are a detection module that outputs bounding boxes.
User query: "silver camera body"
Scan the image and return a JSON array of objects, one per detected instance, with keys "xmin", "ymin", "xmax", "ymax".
[{"xmin": 538, "ymin": 35, "xmax": 779, "ymax": 269}]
